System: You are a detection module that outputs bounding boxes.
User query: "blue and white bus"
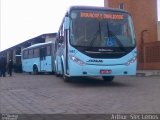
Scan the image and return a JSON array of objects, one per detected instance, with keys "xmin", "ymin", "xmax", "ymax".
[
  {"xmin": 55, "ymin": 6, "xmax": 137, "ymax": 82},
  {"xmin": 22, "ymin": 41, "xmax": 56, "ymax": 74}
]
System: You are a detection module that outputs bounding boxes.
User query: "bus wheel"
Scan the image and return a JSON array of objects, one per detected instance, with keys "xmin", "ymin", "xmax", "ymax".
[
  {"xmin": 55, "ymin": 72, "xmax": 61, "ymax": 77},
  {"xmin": 33, "ymin": 66, "xmax": 38, "ymax": 75},
  {"xmin": 62, "ymin": 65, "xmax": 71, "ymax": 82},
  {"xmin": 63, "ymin": 74, "xmax": 72, "ymax": 82},
  {"xmin": 102, "ymin": 76, "xmax": 114, "ymax": 82}
]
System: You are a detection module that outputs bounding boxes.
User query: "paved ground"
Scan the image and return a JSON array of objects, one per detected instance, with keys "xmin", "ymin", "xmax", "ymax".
[{"xmin": 0, "ymin": 73, "xmax": 160, "ymax": 114}]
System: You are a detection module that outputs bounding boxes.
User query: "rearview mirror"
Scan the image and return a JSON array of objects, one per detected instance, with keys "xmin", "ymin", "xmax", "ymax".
[
  {"xmin": 59, "ymin": 36, "xmax": 64, "ymax": 43},
  {"xmin": 64, "ymin": 17, "xmax": 70, "ymax": 29}
]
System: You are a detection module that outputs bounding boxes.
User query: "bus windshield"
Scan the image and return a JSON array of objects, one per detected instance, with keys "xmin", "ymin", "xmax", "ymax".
[{"xmin": 70, "ymin": 10, "xmax": 135, "ymax": 49}]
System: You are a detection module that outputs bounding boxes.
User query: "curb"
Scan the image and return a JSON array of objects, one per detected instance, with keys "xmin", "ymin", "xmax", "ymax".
[{"xmin": 136, "ymin": 70, "xmax": 160, "ymax": 77}]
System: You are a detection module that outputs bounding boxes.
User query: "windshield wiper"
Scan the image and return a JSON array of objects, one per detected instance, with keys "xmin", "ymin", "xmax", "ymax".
[
  {"xmin": 85, "ymin": 21, "xmax": 102, "ymax": 51},
  {"xmin": 108, "ymin": 30, "xmax": 126, "ymax": 52}
]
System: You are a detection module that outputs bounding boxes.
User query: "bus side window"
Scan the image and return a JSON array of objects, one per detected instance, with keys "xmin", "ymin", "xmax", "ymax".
[
  {"xmin": 33, "ymin": 48, "xmax": 39, "ymax": 58},
  {"xmin": 40, "ymin": 47, "xmax": 46, "ymax": 60},
  {"xmin": 28, "ymin": 49, "xmax": 33, "ymax": 59},
  {"xmin": 23, "ymin": 50, "xmax": 28, "ymax": 59},
  {"xmin": 58, "ymin": 23, "xmax": 65, "ymax": 45},
  {"xmin": 56, "ymin": 33, "xmax": 62, "ymax": 48},
  {"xmin": 47, "ymin": 45, "xmax": 51, "ymax": 56}
]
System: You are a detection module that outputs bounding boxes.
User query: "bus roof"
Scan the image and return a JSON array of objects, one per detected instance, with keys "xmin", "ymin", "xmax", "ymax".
[
  {"xmin": 22, "ymin": 41, "xmax": 53, "ymax": 50},
  {"xmin": 68, "ymin": 5, "xmax": 129, "ymax": 14}
]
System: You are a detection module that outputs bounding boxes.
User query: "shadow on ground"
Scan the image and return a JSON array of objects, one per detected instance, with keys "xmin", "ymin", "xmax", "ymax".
[{"xmin": 66, "ymin": 76, "xmax": 132, "ymax": 88}]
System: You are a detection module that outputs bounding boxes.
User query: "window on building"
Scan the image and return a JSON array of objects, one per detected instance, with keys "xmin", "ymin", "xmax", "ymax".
[{"xmin": 119, "ymin": 3, "xmax": 124, "ymax": 9}]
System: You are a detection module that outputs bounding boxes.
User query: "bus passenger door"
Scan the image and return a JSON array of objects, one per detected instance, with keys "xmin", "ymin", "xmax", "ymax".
[{"xmin": 40, "ymin": 47, "xmax": 46, "ymax": 71}]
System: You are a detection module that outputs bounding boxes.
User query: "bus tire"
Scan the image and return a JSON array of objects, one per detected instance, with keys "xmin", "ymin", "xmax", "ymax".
[
  {"xmin": 102, "ymin": 76, "xmax": 114, "ymax": 82},
  {"xmin": 55, "ymin": 72, "xmax": 60, "ymax": 77},
  {"xmin": 62, "ymin": 64, "xmax": 71, "ymax": 82},
  {"xmin": 33, "ymin": 65, "xmax": 38, "ymax": 75}
]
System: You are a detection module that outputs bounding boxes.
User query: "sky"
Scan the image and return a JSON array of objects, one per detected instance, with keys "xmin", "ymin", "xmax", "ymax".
[
  {"xmin": 0, "ymin": 0, "xmax": 104, "ymax": 51},
  {"xmin": 0, "ymin": 0, "xmax": 160, "ymax": 51}
]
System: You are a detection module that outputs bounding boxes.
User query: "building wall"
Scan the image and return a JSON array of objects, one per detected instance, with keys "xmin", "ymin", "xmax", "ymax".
[
  {"xmin": 105, "ymin": 0, "xmax": 160, "ymax": 70},
  {"xmin": 158, "ymin": 21, "xmax": 160, "ymax": 41},
  {"xmin": 45, "ymin": 36, "xmax": 56, "ymax": 43},
  {"xmin": 0, "ymin": 40, "xmax": 1, "ymax": 51},
  {"xmin": 105, "ymin": 0, "xmax": 158, "ymax": 45}
]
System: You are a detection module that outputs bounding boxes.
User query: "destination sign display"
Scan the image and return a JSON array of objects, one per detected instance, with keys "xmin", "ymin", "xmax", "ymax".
[{"xmin": 80, "ymin": 12, "xmax": 124, "ymax": 20}]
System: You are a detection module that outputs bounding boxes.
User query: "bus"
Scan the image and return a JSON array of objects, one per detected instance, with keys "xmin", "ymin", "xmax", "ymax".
[
  {"xmin": 22, "ymin": 41, "xmax": 56, "ymax": 74},
  {"xmin": 55, "ymin": 6, "xmax": 137, "ymax": 82}
]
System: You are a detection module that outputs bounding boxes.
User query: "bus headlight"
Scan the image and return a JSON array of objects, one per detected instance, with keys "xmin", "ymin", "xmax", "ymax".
[
  {"xmin": 125, "ymin": 57, "xmax": 136, "ymax": 66},
  {"xmin": 69, "ymin": 55, "xmax": 85, "ymax": 66}
]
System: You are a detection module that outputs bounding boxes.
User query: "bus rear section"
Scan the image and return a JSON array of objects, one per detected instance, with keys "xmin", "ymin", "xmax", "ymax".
[{"xmin": 22, "ymin": 42, "xmax": 56, "ymax": 74}]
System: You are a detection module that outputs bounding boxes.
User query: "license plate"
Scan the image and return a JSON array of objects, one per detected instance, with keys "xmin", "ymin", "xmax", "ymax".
[{"xmin": 100, "ymin": 70, "xmax": 112, "ymax": 74}]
